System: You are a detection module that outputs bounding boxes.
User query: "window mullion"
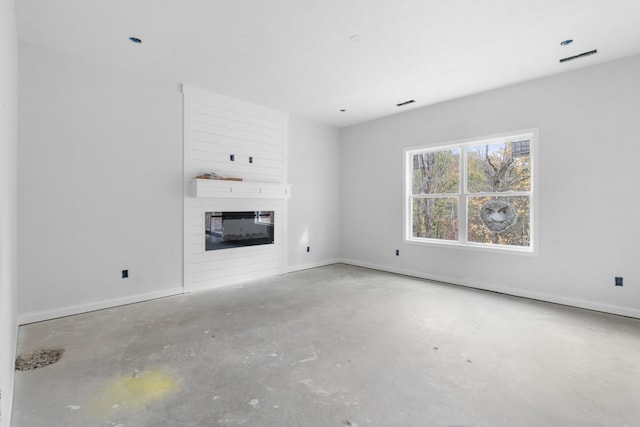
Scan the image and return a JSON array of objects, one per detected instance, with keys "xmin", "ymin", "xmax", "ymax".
[
  {"xmin": 468, "ymin": 191, "xmax": 532, "ymax": 198},
  {"xmin": 459, "ymin": 145, "xmax": 468, "ymax": 244}
]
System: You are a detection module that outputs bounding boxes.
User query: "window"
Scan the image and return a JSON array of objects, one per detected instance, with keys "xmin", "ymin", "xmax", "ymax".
[{"xmin": 405, "ymin": 130, "xmax": 536, "ymax": 252}]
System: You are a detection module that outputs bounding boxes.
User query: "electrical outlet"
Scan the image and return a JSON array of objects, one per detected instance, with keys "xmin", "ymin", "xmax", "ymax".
[
  {"xmin": 396, "ymin": 249, "xmax": 400, "ymax": 256},
  {"xmin": 615, "ymin": 276, "xmax": 623, "ymax": 286},
  {"xmin": 122, "ymin": 270, "xmax": 129, "ymax": 279}
]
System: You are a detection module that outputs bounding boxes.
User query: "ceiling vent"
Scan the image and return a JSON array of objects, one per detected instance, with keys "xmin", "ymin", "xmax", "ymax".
[
  {"xmin": 560, "ymin": 49, "xmax": 597, "ymax": 63},
  {"xmin": 396, "ymin": 99, "xmax": 415, "ymax": 107}
]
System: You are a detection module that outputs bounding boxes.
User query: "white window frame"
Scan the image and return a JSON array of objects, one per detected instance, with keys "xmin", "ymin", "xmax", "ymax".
[{"xmin": 403, "ymin": 129, "xmax": 538, "ymax": 255}]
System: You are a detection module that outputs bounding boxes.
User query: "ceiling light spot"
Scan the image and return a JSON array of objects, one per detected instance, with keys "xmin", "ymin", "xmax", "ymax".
[
  {"xmin": 129, "ymin": 36, "xmax": 142, "ymax": 44},
  {"xmin": 350, "ymin": 34, "xmax": 361, "ymax": 43},
  {"xmin": 560, "ymin": 39, "xmax": 573, "ymax": 46}
]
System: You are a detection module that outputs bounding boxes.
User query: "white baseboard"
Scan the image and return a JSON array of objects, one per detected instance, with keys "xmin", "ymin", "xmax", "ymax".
[
  {"xmin": 18, "ymin": 287, "xmax": 185, "ymax": 325},
  {"xmin": 2, "ymin": 324, "xmax": 17, "ymax": 427},
  {"xmin": 286, "ymin": 259, "xmax": 341, "ymax": 274},
  {"xmin": 18, "ymin": 259, "xmax": 638, "ymax": 324},
  {"xmin": 186, "ymin": 266, "xmax": 287, "ymax": 293},
  {"xmin": 18, "ymin": 260, "xmax": 340, "ymax": 324},
  {"xmin": 340, "ymin": 258, "xmax": 640, "ymax": 319}
]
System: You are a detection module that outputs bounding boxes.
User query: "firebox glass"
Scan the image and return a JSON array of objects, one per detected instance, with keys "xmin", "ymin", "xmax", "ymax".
[{"xmin": 204, "ymin": 211, "xmax": 275, "ymax": 251}]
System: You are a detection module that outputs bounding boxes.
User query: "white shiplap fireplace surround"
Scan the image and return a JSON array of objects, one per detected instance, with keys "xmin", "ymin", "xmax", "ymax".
[{"xmin": 183, "ymin": 85, "xmax": 290, "ymax": 292}]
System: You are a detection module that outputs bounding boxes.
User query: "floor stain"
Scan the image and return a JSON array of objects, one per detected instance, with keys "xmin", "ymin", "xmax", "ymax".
[{"xmin": 91, "ymin": 369, "xmax": 180, "ymax": 415}]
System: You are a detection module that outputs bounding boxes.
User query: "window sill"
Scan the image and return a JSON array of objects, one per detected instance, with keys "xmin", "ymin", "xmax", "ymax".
[{"xmin": 404, "ymin": 237, "xmax": 538, "ymax": 257}]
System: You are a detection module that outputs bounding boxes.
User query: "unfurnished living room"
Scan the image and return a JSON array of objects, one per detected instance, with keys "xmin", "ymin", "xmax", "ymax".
[{"xmin": 2, "ymin": 1, "xmax": 640, "ymax": 426}]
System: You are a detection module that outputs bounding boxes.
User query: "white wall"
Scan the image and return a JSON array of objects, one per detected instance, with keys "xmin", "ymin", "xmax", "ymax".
[
  {"xmin": 0, "ymin": 0, "xmax": 18, "ymax": 424},
  {"xmin": 340, "ymin": 54, "xmax": 640, "ymax": 318},
  {"xmin": 18, "ymin": 42, "xmax": 184, "ymax": 323},
  {"xmin": 287, "ymin": 115, "xmax": 341, "ymax": 270},
  {"xmin": 17, "ymin": 43, "xmax": 342, "ymax": 323}
]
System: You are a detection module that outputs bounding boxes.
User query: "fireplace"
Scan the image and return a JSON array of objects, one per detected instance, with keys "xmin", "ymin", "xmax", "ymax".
[{"xmin": 204, "ymin": 211, "xmax": 275, "ymax": 251}]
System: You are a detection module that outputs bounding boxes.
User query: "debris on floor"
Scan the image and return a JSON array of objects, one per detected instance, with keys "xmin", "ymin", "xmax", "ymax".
[{"xmin": 15, "ymin": 347, "xmax": 65, "ymax": 371}]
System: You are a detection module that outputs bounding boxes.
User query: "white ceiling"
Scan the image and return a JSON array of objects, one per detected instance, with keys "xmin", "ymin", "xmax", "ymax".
[{"xmin": 16, "ymin": 0, "xmax": 640, "ymax": 128}]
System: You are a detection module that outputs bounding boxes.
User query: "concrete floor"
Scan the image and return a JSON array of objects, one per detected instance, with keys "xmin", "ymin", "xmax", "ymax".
[{"xmin": 11, "ymin": 264, "xmax": 640, "ymax": 426}]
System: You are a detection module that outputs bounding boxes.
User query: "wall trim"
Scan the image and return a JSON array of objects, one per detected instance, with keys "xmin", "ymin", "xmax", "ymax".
[
  {"xmin": 340, "ymin": 258, "xmax": 640, "ymax": 320},
  {"xmin": 18, "ymin": 260, "xmax": 640, "ymax": 324},
  {"xmin": 18, "ymin": 287, "xmax": 184, "ymax": 325},
  {"xmin": 188, "ymin": 265, "xmax": 287, "ymax": 293},
  {"xmin": 286, "ymin": 259, "xmax": 342, "ymax": 274},
  {"xmin": 3, "ymin": 324, "xmax": 17, "ymax": 427}
]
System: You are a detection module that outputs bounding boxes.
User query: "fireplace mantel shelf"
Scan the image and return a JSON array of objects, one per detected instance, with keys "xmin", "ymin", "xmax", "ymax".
[{"xmin": 193, "ymin": 179, "xmax": 291, "ymax": 199}]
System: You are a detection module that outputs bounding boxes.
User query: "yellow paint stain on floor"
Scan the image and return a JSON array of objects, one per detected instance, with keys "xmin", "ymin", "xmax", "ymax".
[{"xmin": 91, "ymin": 369, "xmax": 180, "ymax": 415}]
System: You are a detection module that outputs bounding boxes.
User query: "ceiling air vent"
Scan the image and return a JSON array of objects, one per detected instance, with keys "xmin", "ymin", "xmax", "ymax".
[
  {"xmin": 560, "ymin": 49, "xmax": 597, "ymax": 63},
  {"xmin": 396, "ymin": 99, "xmax": 415, "ymax": 107}
]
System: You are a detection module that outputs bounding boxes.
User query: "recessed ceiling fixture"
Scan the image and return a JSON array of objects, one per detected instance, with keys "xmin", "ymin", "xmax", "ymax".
[
  {"xmin": 560, "ymin": 39, "xmax": 574, "ymax": 46},
  {"xmin": 339, "ymin": 108, "xmax": 347, "ymax": 112},
  {"xmin": 396, "ymin": 99, "xmax": 415, "ymax": 107},
  {"xmin": 560, "ymin": 49, "xmax": 597, "ymax": 63},
  {"xmin": 350, "ymin": 34, "xmax": 361, "ymax": 43},
  {"xmin": 129, "ymin": 36, "xmax": 142, "ymax": 44}
]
